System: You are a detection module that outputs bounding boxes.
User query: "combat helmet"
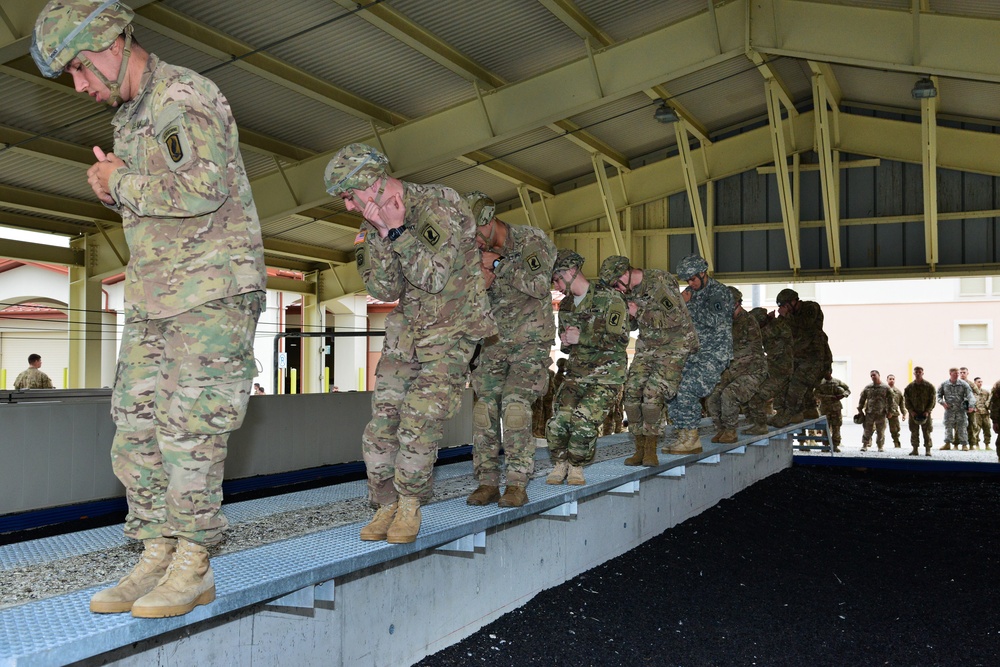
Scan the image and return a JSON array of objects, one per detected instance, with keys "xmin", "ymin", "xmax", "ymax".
[
  {"xmin": 463, "ymin": 191, "xmax": 496, "ymax": 227},
  {"xmin": 748, "ymin": 306, "xmax": 768, "ymax": 326},
  {"xmin": 599, "ymin": 255, "xmax": 631, "ymax": 287},
  {"xmin": 31, "ymin": 0, "xmax": 135, "ymax": 105},
  {"xmin": 675, "ymin": 254, "xmax": 708, "ymax": 280},
  {"xmin": 552, "ymin": 248, "xmax": 585, "ymax": 274},
  {"xmin": 776, "ymin": 288, "xmax": 799, "ymax": 305},
  {"xmin": 728, "ymin": 285, "xmax": 743, "ymax": 303},
  {"xmin": 325, "ymin": 144, "xmax": 390, "ymax": 196}
]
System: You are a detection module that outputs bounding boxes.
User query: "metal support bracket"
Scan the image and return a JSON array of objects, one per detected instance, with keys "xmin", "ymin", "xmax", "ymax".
[
  {"xmin": 609, "ymin": 480, "xmax": 639, "ymax": 495},
  {"xmin": 542, "ymin": 500, "xmax": 578, "ymax": 517},
  {"xmin": 657, "ymin": 465, "xmax": 686, "ymax": 478},
  {"xmin": 696, "ymin": 454, "xmax": 722, "ymax": 465},
  {"xmin": 724, "ymin": 446, "xmax": 747, "ymax": 455},
  {"xmin": 265, "ymin": 579, "xmax": 335, "ymax": 611},
  {"xmin": 436, "ymin": 531, "xmax": 486, "ymax": 553}
]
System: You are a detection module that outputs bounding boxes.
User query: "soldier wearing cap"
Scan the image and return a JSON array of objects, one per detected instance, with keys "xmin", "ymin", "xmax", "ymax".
[
  {"xmin": 772, "ymin": 288, "xmax": 831, "ymax": 426},
  {"xmin": 706, "ymin": 286, "xmax": 767, "ymax": 443},
  {"xmin": 462, "ymin": 191, "xmax": 556, "ymax": 508},
  {"xmin": 326, "ymin": 145, "xmax": 496, "ymax": 544},
  {"xmin": 886, "ymin": 374, "xmax": 906, "ymax": 448},
  {"xmin": 742, "ymin": 308, "xmax": 793, "ymax": 435},
  {"xmin": 599, "ymin": 255, "xmax": 698, "ymax": 466},
  {"xmin": 938, "ymin": 367, "xmax": 976, "ymax": 451},
  {"xmin": 665, "ymin": 255, "xmax": 734, "ymax": 455},
  {"xmin": 814, "ymin": 369, "xmax": 851, "ymax": 452},
  {"xmin": 32, "ymin": 0, "xmax": 266, "ymax": 618},
  {"xmin": 904, "ymin": 366, "xmax": 936, "ymax": 456},
  {"xmin": 546, "ymin": 250, "xmax": 629, "ymax": 486}
]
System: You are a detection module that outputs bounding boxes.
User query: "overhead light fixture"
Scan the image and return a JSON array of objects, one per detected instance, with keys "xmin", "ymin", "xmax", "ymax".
[
  {"xmin": 911, "ymin": 77, "xmax": 937, "ymax": 100},
  {"xmin": 654, "ymin": 99, "xmax": 679, "ymax": 124}
]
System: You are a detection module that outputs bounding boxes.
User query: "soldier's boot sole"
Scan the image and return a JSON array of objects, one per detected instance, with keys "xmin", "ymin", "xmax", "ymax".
[{"xmin": 131, "ymin": 587, "xmax": 215, "ymax": 619}]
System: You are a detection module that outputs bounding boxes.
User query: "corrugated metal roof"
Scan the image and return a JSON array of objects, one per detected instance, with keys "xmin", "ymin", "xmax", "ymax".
[
  {"xmin": 665, "ymin": 56, "xmax": 771, "ymax": 135},
  {"xmin": 933, "ymin": 0, "xmax": 1000, "ymax": 19},
  {"xmin": 575, "ymin": 0, "xmax": 707, "ymax": 43},
  {"xmin": 0, "ymin": 152, "xmax": 93, "ymax": 201}
]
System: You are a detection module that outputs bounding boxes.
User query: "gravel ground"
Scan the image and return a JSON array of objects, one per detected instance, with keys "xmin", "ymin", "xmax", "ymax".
[{"xmin": 416, "ymin": 464, "xmax": 1000, "ymax": 667}]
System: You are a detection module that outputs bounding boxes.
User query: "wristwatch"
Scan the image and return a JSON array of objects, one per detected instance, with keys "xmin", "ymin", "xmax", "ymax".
[
  {"xmin": 387, "ymin": 224, "xmax": 408, "ymax": 242},
  {"xmin": 492, "ymin": 258, "xmax": 502, "ymax": 270}
]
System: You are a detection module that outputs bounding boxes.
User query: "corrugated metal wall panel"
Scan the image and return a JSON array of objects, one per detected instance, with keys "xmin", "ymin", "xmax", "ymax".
[{"xmin": 575, "ymin": 0, "xmax": 705, "ymax": 43}]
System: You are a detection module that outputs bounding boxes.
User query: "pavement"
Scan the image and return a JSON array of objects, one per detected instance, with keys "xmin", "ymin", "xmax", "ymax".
[{"xmin": 802, "ymin": 419, "xmax": 999, "ymax": 463}]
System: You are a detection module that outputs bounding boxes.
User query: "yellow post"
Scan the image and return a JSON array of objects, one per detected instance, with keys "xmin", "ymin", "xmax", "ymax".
[
  {"xmin": 1, "ymin": 369, "xmax": 5, "ymax": 389},
  {"xmin": 324, "ymin": 367, "xmax": 330, "ymax": 393},
  {"xmin": 908, "ymin": 360, "xmax": 914, "ymax": 383},
  {"xmin": 358, "ymin": 368, "xmax": 365, "ymax": 391},
  {"xmin": 291, "ymin": 369, "xmax": 298, "ymax": 395},
  {"xmin": 63, "ymin": 368, "xmax": 68, "ymax": 389}
]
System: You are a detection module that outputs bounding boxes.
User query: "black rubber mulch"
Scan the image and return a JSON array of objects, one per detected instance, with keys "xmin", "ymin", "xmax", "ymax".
[{"xmin": 417, "ymin": 466, "xmax": 1000, "ymax": 667}]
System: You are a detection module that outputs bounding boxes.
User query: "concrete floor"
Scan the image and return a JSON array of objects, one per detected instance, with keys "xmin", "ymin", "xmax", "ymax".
[{"xmin": 808, "ymin": 419, "xmax": 998, "ymax": 463}]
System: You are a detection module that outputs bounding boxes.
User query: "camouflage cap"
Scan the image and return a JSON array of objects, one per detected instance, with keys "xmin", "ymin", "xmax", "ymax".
[
  {"xmin": 599, "ymin": 256, "xmax": 631, "ymax": 286},
  {"xmin": 463, "ymin": 191, "xmax": 495, "ymax": 226},
  {"xmin": 675, "ymin": 254, "xmax": 708, "ymax": 280},
  {"xmin": 552, "ymin": 248, "xmax": 585, "ymax": 274},
  {"xmin": 728, "ymin": 285, "xmax": 743, "ymax": 303},
  {"xmin": 31, "ymin": 0, "xmax": 134, "ymax": 78},
  {"xmin": 325, "ymin": 143, "xmax": 389, "ymax": 195},
  {"xmin": 776, "ymin": 288, "xmax": 799, "ymax": 305}
]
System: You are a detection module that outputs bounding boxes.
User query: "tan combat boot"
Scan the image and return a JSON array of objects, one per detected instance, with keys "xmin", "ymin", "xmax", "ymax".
[
  {"xmin": 360, "ymin": 502, "xmax": 397, "ymax": 541},
  {"xmin": 909, "ymin": 446, "xmax": 919, "ymax": 456},
  {"xmin": 641, "ymin": 435, "xmax": 659, "ymax": 467},
  {"xmin": 131, "ymin": 539, "xmax": 214, "ymax": 618},
  {"xmin": 546, "ymin": 461, "xmax": 569, "ymax": 484},
  {"xmin": 742, "ymin": 423, "xmax": 769, "ymax": 436},
  {"xmin": 466, "ymin": 484, "xmax": 501, "ymax": 506},
  {"xmin": 665, "ymin": 428, "xmax": 703, "ymax": 455},
  {"xmin": 710, "ymin": 427, "xmax": 724, "ymax": 443},
  {"xmin": 623, "ymin": 436, "xmax": 644, "ymax": 466},
  {"xmin": 717, "ymin": 428, "xmax": 738, "ymax": 444},
  {"xmin": 939, "ymin": 442, "xmax": 951, "ymax": 450},
  {"xmin": 566, "ymin": 464, "xmax": 586, "ymax": 486},
  {"xmin": 386, "ymin": 495, "xmax": 422, "ymax": 544},
  {"xmin": 90, "ymin": 537, "xmax": 176, "ymax": 613},
  {"xmin": 498, "ymin": 485, "xmax": 528, "ymax": 508}
]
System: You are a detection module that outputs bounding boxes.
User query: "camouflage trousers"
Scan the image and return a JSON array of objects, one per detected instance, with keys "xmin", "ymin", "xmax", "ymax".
[
  {"xmin": 784, "ymin": 359, "xmax": 826, "ymax": 415},
  {"xmin": 862, "ymin": 414, "xmax": 887, "ymax": 447},
  {"xmin": 470, "ymin": 339, "xmax": 550, "ymax": 486},
  {"xmin": 909, "ymin": 418, "xmax": 933, "ymax": 447},
  {"xmin": 974, "ymin": 413, "xmax": 992, "ymax": 445},
  {"xmin": 887, "ymin": 415, "xmax": 902, "ymax": 445},
  {"xmin": 362, "ymin": 337, "xmax": 476, "ymax": 505},
  {"xmin": 667, "ymin": 353, "xmax": 728, "ymax": 429},
  {"xmin": 707, "ymin": 370, "xmax": 765, "ymax": 429},
  {"xmin": 823, "ymin": 409, "xmax": 843, "ymax": 446},
  {"xmin": 547, "ymin": 380, "xmax": 618, "ymax": 466},
  {"xmin": 943, "ymin": 409, "xmax": 969, "ymax": 445},
  {"xmin": 623, "ymin": 348, "xmax": 688, "ymax": 436},
  {"xmin": 745, "ymin": 372, "xmax": 789, "ymax": 424},
  {"xmin": 110, "ymin": 292, "xmax": 263, "ymax": 545}
]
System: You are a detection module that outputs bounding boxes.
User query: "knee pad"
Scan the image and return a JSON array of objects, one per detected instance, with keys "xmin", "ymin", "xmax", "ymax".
[
  {"xmin": 503, "ymin": 401, "xmax": 530, "ymax": 431},
  {"xmin": 640, "ymin": 402, "xmax": 662, "ymax": 429},
  {"xmin": 473, "ymin": 400, "xmax": 492, "ymax": 429}
]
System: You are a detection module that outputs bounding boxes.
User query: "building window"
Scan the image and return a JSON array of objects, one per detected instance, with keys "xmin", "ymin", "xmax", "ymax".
[
  {"xmin": 955, "ymin": 321, "xmax": 992, "ymax": 348},
  {"xmin": 992, "ymin": 277, "xmax": 1000, "ymax": 297},
  {"xmin": 959, "ymin": 277, "xmax": 987, "ymax": 297}
]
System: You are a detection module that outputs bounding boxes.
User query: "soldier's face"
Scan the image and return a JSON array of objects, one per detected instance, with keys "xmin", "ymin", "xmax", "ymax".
[
  {"xmin": 887, "ymin": 376, "xmax": 895, "ymax": 386},
  {"xmin": 950, "ymin": 370, "xmax": 959, "ymax": 382},
  {"xmin": 870, "ymin": 372, "xmax": 880, "ymax": 384},
  {"xmin": 686, "ymin": 273, "xmax": 705, "ymax": 291},
  {"xmin": 960, "ymin": 369, "xmax": 969, "ymax": 380},
  {"xmin": 612, "ymin": 271, "xmax": 631, "ymax": 294},
  {"xmin": 66, "ymin": 49, "xmax": 118, "ymax": 105},
  {"xmin": 914, "ymin": 369, "xmax": 923, "ymax": 380},
  {"xmin": 976, "ymin": 379, "xmax": 982, "ymax": 388}
]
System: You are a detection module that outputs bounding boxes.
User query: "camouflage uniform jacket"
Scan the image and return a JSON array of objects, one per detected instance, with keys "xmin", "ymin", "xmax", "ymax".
[
  {"xmin": 937, "ymin": 379, "xmax": 974, "ymax": 411},
  {"xmin": 13, "ymin": 367, "xmax": 54, "ymax": 390},
  {"xmin": 973, "ymin": 384, "xmax": 991, "ymax": 415},
  {"xmin": 685, "ymin": 278, "xmax": 734, "ymax": 366},
  {"xmin": 487, "ymin": 223, "xmax": 556, "ymax": 346},
  {"xmin": 787, "ymin": 300, "xmax": 827, "ymax": 360},
  {"xmin": 721, "ymin": 310, "xmax": 766, "ymax": 379},
  {"xmin": 629, "ymin": 269, "xmax": 698, "ymax": 354},
  {"xmin": 857, "ymin": 383, "xmax": 893, "ymax": 417},
  {"xmin": 904, "ymin": 380, "xmax": 936, "ymax": 415},
  {"xmin": 990, "ymin": 380, "xmax": 1000, "ymax": 424},
  {"xmin": 760, "ymin": 315, "xmax": 793, "ymax": 376},
  {"xmin": 558, "ymin": 284, "xmax": 629, "ymax": 385},
  {"xmin": 357, "ymin": 182, "xmax": 496, "ymax": 361},
  {"xmin": 107, "ymin": 55, "xmax": 266, "ymax": 322},
  {"xmin": 889, "ymin": 386, "xmax": 905, "ymax": 416},
  {"xmin": 815, "ymin": 377, "xmax": 850, "ymax": 413}
]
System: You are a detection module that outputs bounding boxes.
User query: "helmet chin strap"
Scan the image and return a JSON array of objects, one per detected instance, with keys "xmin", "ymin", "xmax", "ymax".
[
  {"xmin": 476, "ymin": 220, "xmax": 496, "ymax": 250},
  {"xmin": 79, "ymin": 25, "xmax": 133, "ymax": 106},
  {"xmin": 352, "ymin": 176, "xmax": 388, "ymax": 213}
]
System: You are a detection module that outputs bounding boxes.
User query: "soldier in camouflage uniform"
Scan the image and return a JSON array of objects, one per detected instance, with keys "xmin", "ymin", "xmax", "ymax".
[
  {"xmin": 990, "ymin": 379, "xmax": 1000, "ymax": 456},
  {"xmin": 665, "ymin": 255, "xmax": 734, "ymax": 455},
  {"xmin": 532, "ymin": 366, "xmax": 556, "ymax": 438},
  {"xmin": 961, "ymin": 368, "xmax": 981, "ymax": 448},
  {"xmin": 772, "ymin": 289, "xmax": 830, "ymax": 427},
  {"xmin": 598, "ymin": 255, "xmax": 698, "ymax": 466},
  {"xmin": 743, "ymin": 308, "xmax": 792, "ymax": 435},
  {"xmin": 904, "ymin": 366, "xmax": 936, "ymax": 456},
  {"xmin": 972, "ymin": 377, "xmax": 992, "ymax": 450},
  {"xmin": 32, "ymin": 0, "xmax": 267, "ymax": 618},
  {"xmin": 462, "ymin": 191, "xmax": 556, "ymax": 508},
  {"xmin": 938, "ymin": 368, "xmax": 976, "ymax": 451},
  {"xmin": 327, "ymin": 145, "xmax": 496, "ymax": 543},
  {"xmin": 886, "ymin": 374, "xmax": 906, "ymax": 448},
  {"xmin": 706, "ymin": 287, "xmax": 767, "ymax": 443},
  {"xmin": 546, "ymin": 250, "xmax": 629, "ymax": 486},
  {"xmin": 12, "ymin": 354, "xmax": 54, "ymax": 389},
  {"xmin": 814, "ymin": 370, "xmax": 851, "ymax": 452},
  {"xmin": 601, "ymin": 385, "xmax": 625, "ymax": 436},
  {"xmin": 857, "ymin": 370, "xmax": 893, "ymax": 451}
]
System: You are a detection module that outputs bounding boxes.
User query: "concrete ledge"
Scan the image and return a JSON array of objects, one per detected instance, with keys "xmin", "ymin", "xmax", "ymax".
[{"xmin": 0, "ymin": 426, "xmax": 795, "ymax": 667}]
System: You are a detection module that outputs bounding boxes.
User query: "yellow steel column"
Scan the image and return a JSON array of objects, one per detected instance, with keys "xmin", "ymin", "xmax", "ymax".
[
  {"xmin": 299, "ymin": 271, "xmax": 323, "ymax": 394},
  {"xmin": 765, "ymin": 79, "xmax": 801, "ymax": 272},
  {"xmin": 67, "ymin": 234, "xmax": 107, "ymax": 388},
  {"xmin": 920, "ymin": 77, "xmax": 939, "ymax": 270},
  {"xmin": 591, "ymin": 154, "xmax": 626, "ymax": 256},
  {"xmin": 675, "ymin": 118, "xmax": 713, "ymax": 271}
]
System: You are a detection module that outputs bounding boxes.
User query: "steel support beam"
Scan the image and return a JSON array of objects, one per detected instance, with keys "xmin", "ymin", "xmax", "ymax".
[
  {"xmin": 675, "ymin": 118, "xmax": 713, "ymax": 270},
  {"xmin": 811, "ymin": 69, "xmax": 842, "ymax": 271},
  {"xmin": 0, "ymin": 238, "xmax": 83, "ymax": 265},
  {"xmin": 765, "ymin": 79, "xmax": 800, "ymax": 271},
  {"xmin": 920, "ymin": 77, "xmax": 939, "ymax": 269},
  {"xmin": 591, "ymin": 154, "xmax": 626, "ymax": 256},
  {"xmin": 0, "ymin": 183, "xmax": 119, "ymax": 223}
]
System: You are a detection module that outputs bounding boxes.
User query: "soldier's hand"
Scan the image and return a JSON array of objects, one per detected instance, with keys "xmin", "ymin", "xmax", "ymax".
[
  {"xmin": 681, "ymin": 288, "xmax": 692, "ymax": 303},
  {"xmin": 560, "ymin": 326, "xmax": 581, "ymax": 346},
  {"xmin": 88, "ymin": 146, "xmax": 124, "ymax": 205},
  {"xmin": 363, "ymin": 192, "xmax": 403, "ymax": 235},
  {"xmin": 627, "ymin": 301, "xmax": 638, "ymax": 318}
]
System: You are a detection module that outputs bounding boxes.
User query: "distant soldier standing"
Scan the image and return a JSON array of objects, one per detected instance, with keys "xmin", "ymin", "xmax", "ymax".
[
  {"xmin": 706, "ymin": 287, "xmax": 767, "ymax": 444},
  {"xmin": 12, "ymin": 354, "xmax": 54, "ymax": 390},
  {"xmin": 904, "ymin": 366, "xmax": 936, "ymax": 456},
  {"xmin": 327, "ymin": 145, "xmax": 496, "ymax": 543},
  {"xmin": 814, "ymin": 370, "xmax": 851, "ymax": 452},
  {"xmin": 462, "ymin": 191, "xmax": 556, "ymax": 508},
  {"xmin": 32, "ymin": 0, "xmax": 266, "ymax": 617},
  {"xmin": 937, "ymin": 367, "xmax": 975, "ymax": 451},
  {"xmin": 856, "ymin": 370, "xmax": 893, "ymax": 452},
  {"xmin": 886, "ymin": 374, "xmax": 906, "ymax": 448},
  {"xmin": 973, "ymin": 377, "xmax": 992, "ymax": 450},
  {"xmin": 665, "ymin": 255, "xmax": 733, "ymax": 455},
  {"xmin": 546, "ymin": 251, "xmax": 629, "ymax": 486},
  {"xmin": 599, "ymin": 255, "xmax": 697, "ymax": 467}
]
